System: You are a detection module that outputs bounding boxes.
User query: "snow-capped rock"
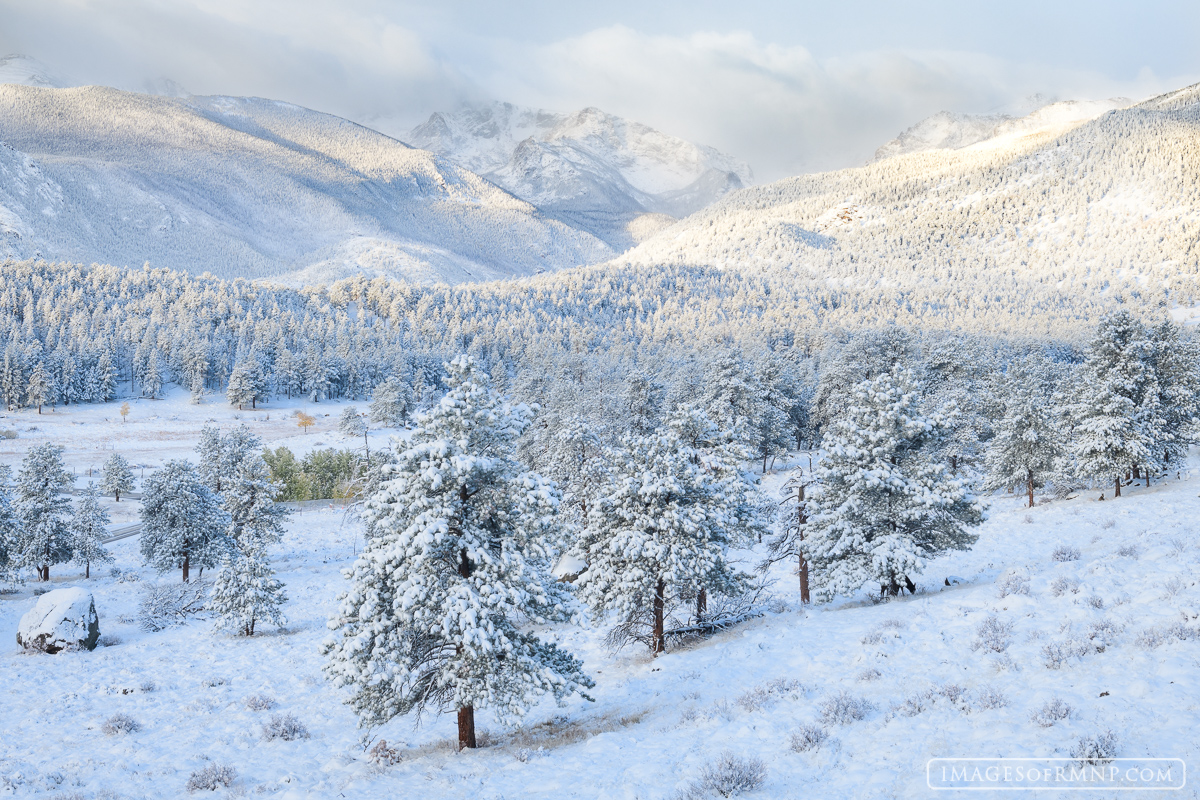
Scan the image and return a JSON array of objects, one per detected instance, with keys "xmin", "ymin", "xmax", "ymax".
[
  {"xmin": 17, "ymin": 587, "xmax": 101, "ymax": 653},
  {"xmin": 408, "ymin": 103, "xmax": 753, "ymax": 251}
]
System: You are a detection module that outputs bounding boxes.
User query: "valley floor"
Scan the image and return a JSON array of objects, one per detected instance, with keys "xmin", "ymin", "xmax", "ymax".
[{"xmin": 2, "ymin": 394, "xmax": 1199, "ymax": 799}]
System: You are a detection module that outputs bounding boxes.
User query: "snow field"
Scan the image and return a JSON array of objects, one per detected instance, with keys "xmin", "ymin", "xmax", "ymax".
[{"xmin": 1, "ymin": 400, "xmax": 1199, "ymax": 798}]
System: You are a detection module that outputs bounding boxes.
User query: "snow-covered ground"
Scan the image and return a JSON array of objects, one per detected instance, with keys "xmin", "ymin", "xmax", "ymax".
[{"xmin": 3, "ymin": 396, "xmax": 1199, "ymax": 798}]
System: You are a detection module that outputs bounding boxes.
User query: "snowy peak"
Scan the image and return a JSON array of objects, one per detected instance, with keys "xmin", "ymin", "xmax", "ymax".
[
  {"xmin": 407, "ymin": 102, "xmax": 752, "ymax": 250},
  {"xmin": 0, "ymin": 54, "xmax": 70, "ymax": 89},
  {"xmin": 873, "ymin": 97, "xmax": 1132, "ymax": 161},
  {"xmin": 1136, "ymin": 81, "xmax": 1200, "ymax": 112}
]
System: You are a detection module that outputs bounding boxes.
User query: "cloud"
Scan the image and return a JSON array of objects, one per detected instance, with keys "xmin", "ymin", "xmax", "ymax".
[
  {"xmin": 478, "ymin": 26, "xmax": 1191, "ymax": 180},
  {"xmin": 1, "ymin": 3, "xmax": 1195, "ymax": 181},
  {"xmin": 0, "ymin": 0, "xmax": 476, "ymax": 128}
]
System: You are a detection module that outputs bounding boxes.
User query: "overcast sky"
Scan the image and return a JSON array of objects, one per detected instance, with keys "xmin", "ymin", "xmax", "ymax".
[{"xmin": 2, "ymin": 0, "xmax": 1197, "ymax": 180}]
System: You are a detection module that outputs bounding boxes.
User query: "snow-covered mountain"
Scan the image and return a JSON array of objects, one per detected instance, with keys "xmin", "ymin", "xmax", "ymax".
[
  {"xmin": 407, "ymin": 103, "xmax": 753, "ymax": 250},
  {"xmin": 0, "ymin": 85, "xmax": 613, "ymax": 284},
  {"xmin": 873, "ymin": 97, "xmax": 1132, "ymax": 160},
  {"xmin": 0, "ymin": 54, "xmax": 69, "ymax": 89},
  {"xmin": 622, "ymin": 83, "xmax": 1200, "ymax": 333}
]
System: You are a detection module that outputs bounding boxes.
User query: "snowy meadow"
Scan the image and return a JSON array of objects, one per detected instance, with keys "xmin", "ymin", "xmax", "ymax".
[{"xmin": 1, "ymin": 303, "xmax": 1199, "ymax": 799}]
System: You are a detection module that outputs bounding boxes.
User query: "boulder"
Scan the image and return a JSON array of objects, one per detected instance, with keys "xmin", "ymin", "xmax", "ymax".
[{"xmin": 17, "ymin": 587, "xmax": 100, "ymax": 653}]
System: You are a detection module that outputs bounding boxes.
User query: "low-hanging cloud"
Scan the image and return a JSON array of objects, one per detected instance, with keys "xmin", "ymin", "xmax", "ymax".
[
  {"xmin": 478, "ymin": 26, "xmax": 1188, "ymax": 180},
  {"xmin": 1, "ymin": 2, "xmax": 1194, "ymax": 182}
]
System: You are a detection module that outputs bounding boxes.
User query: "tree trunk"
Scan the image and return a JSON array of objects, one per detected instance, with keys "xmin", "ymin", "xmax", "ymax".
[
  {"xmin": 182, "ymin": 552, "xmax": 190, "ymax": 583},
  {"xmin": 799, "ymin": 557, "xmax": 810, "ymax": 604},
  {"xmin": 652, "ymin": 577, "xmax": 665, "ymax": 655},
  {"xmin": 85, "ymin": 560, "xmax": 90, "ymax": 579},
  {"xmin": 1027, "ymin": 473, "xmax": 1035, "ymax": 509},
  {"xmin": 797, "ymin": 483, "xmax": 810, "ymax": 603},
  {"xmin": 1114, "ymin": 475, "xmax": 1121, "ymax": 498},
  {"xmin": 696, "ymin": 587, "xmax": 707, "ymax": 619},
  {"xmin": 40, "ymin": 564, "xmax": 49, "ymax": 582},
  {"xmin": 115, "ymin": 488, "xmax": 120, "ymax": 502},
  {"xmin": 458, "ymin": 705, "xmax": 477, "ymax": 750},
  {"xmin": 252, "ymin": 397, "xmax": 257, "ymax": 409}
]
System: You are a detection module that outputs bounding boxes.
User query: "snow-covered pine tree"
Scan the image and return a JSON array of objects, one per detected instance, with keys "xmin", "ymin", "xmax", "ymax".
[
  {"xmin": 15, "ymin": 443, "xmax": 74, "ymax": 581},
  {"xmin": 622, "ymin": 371, "xmax": 665, "ymax": 436},
  {"xmin": 804, "ymin": 366, "xmax": 984, "ymax": 600},
  {"xmin": 101, "ymin": 453, "xmax": 136, "ymax": 501},
  {"xmin": 0, "ymin": 466, "xmax": 18, "ymax": 584},
  {"xmin": 323, "ymin": 356, "xmax": 592, "ymax": 750},
  {"xmin": 94, "ymin": 350, "xmax": 117, "ymax": 402},
  {"xmin": 142, "ymin": 351, "xmax": 163, "ymax": 399},
  {"xmin": 209, "ymin": 549, "xmax": 287, "ymax": 636},
  {"xmin": 338, "ymin": 406, "xmax": 369, "ymax": 458},
  {"xmin": 197, "ymin": 423, "xmax": 263, "ymax": 494},
  {"xmin": 226, "ymin": 359, "xmax": 266, "ymax": 409},
  {"xmin": 983, "ymin": 355, "xmax": 1065, "ymax": 507},
  {"xmin": 26, "ymin": 361, "xmax": 54, "ymax": 413},
  {"xmin": 1143, "ymin": 320, "xmax": 1200, "ymax": 481},
  {"xmin": 573, "ymin": 405, "xmax": 766, "ymax": 654},
  {"xmin": 368, "ymin": 376, "xmax": 413, "ymax": 428},
  {"xmin": 1070, "ymin": 312, "xmax": 1154, "ymax": 498},
  {"xmin": 140, "ymin": 460, "xmax": 231, "ymax": 582},
  {"xmin": 223, "ymin": 453, "xmax": 289, "ymax": 551},
  {"xmin": 71, "ymin": 483, "xmax": 113, "ymax": 579}
]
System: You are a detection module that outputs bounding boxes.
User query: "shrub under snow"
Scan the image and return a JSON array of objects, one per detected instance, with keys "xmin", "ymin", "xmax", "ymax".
[
  {"xmin": 1052, "ymin": 545, "xmax": 1081, "ymax": 562},
  {"xmin": 1050, "ymin": 577, "xmax": 1080, "ymax": 597},
  {"xmin": 244, "ymin": 694, "xmax": 276, "ymax": 711},
  {"xmin": 682, "ymin": 752, "xmax": 767, "ymax": 798},
  {"xmin": 1031, "ymin": 698, "xmax": 1072, "ymax": 727},
  {"xmin": 102, "ymin": 713, "xmax": 139, "ymax": 736},
  {"xmin": 262, "ymin": 713, "xmax": 310, "ymax": 741},
  {"xmin": 972, "ymin": 615, "xmax": 1014, "ymax": 653},
  {"xmin": 819, "ymin": 691, "xmax": 873, "ymax": 726},
  {"xmin": 996, "ymin": 570, "xmax": 1031, "ymax": 598},
  {"xmin": 1072, "ymin": 731, "xmax": 1120, "ymax": 765},
  {"xmin": 789, "ymin": 724, "xmax": 828, "ymax": 753},
  {"xmin": 186, "ymin": 763, "xmax": 237, "ymax": 792},
  {"xmin": 974, "ymin": 685, "xmax": 1008, "ymax": 711},
  {"xmin": 137, "ymin": 582, "xmax": 208, "ymax": 632}
]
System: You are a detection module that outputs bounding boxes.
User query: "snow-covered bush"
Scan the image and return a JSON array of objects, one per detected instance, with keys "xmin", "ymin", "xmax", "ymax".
[
  {"xmin": 974, "ymin": 686, "xmax": 1008, "ymax": 711},
  {"xmin": 137, "ymin": 581, "xmax": 208, "ymax": 631},
  {"xmin": 896, "ymin": 690, "xmax": 934, "ymax": 717},
  {"xmin": 1031, "ymin": 698, "xmax": 1072, "ymax": 727},
  {"xmin": 1162, "ymin": 576, "xmax": 1186, "ymax": 599},
  {"xmin": 1051, "ymin": 545, "xmax": 1081, "ymax": 562},
  {"xmin": 1136, "ymin": 622, "xmax": 1195, "ymax": 648},
  {"xmin": 819, "ymin": 691, "xmax": 873, "ymax": 725},
  {"xmin": 691, "ymin": 752, "xmax": 767, "ymax": 798},
  {"xmin": 367, "ymin": 739, "xmax": 402, "ymax": 766},
  {"xmin": 1116, "ymin": 544, "xmax": 1139, "ymax": 559},
  {"xmin": 972, "ymin": 616, "xmax": 1014, "ymax": 653},
  {"xmin": 244, "ymin": 694, "xmax": 276, "ymax": 711},
  {"xmin": 789, "ymin": 723, "xmax": 828, "ymax": 753},
  {"xmin": 856, "ymin": 668, "xmax": 882, "ymax": 682},
  {"xmin": 996, "ymin": 570, "xmax": 1031, "ymax": 598},
  {"xmin": 1050, "ymin": 577, "xmax": 1080, "ymax": 597},
  {"xmin": 736, "ymin": 678, "xmax": 802, "ymax": 712},
  {"xmin": 102, "ymin": 713, "xmax": 139, "ymax": 735},
  {"xmin": 1072, "ymin": 731, "xmax": 1120, "ymax": 765},
  {"xmin": 186, "ymin": 763, "xmax": 236, "ymax": 792},
  {"xmin": 1041, "ymin": 622, "xmax": 1117, "ymax": 669},
  {"xmin": 262, "ymin": 713, "xmax": 310, "ymax": 741}
]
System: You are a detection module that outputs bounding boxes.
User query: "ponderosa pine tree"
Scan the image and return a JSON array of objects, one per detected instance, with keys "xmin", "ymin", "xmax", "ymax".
[
  {"xmin": 143, "ymin": 352, "xmax": 163, "ymax": 399},
  {"xmin": 210, "ymin": 548, "xmax": 287, "ymax": 636},
  {"xmin": 804, "ymin": 366, "xmax": 984, "ymax": 600},
  {"xmin": 26, "ymin": 361, "xmax": 53, "ymax": 414},
  {"xmin": 223, "ymin": 453, "xmax": 288, "ymax": 550},
  {"xmin": 368, "ymin": 376, "xmax": 413, "ymax": 428},
  {"xmin": 94, "ymin": 351, "xmax": 117, "ymax": 402},
  {"xmin": 573, "ymin": 406, "xmax": 766, "ymax": 654},
  {"xmin": 226, "ymin": 360, "xmax": 266, "ymax": 409},
  {"xmin": 71, "ymin": 483, "xmax": 113, "ymax": 579},
  {"xmin": 1142, "ymin": 320, "xmax": 1200, "ymax": 480},
  {"xmin": 338, "ymin": 406, "xmax": 369, "ymax": 458},
  {"xmin": 101, "ymin": 453, "xmax": 135, "ymax": 501},
  {"xmin": 0, "ymin": 467, "xmax": 18, "ymax": 584},
  {"xmin": 16, "ymin": 443, "xmax": 74, "ymax": 581},
  {"xmin": 984, "ymin": 355, "xmax": 1065, "ymax": 507},
  {"xmin": 323, "ymin": 356, "xmax": 592, "ymax": 751},
  {"xmin": 140, "ymin": 460, "xmax": 230, "ymax": 582},
  {"xmin": 1070, "ymin": 312, "xmax": 1154, "ymax": 499}
]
